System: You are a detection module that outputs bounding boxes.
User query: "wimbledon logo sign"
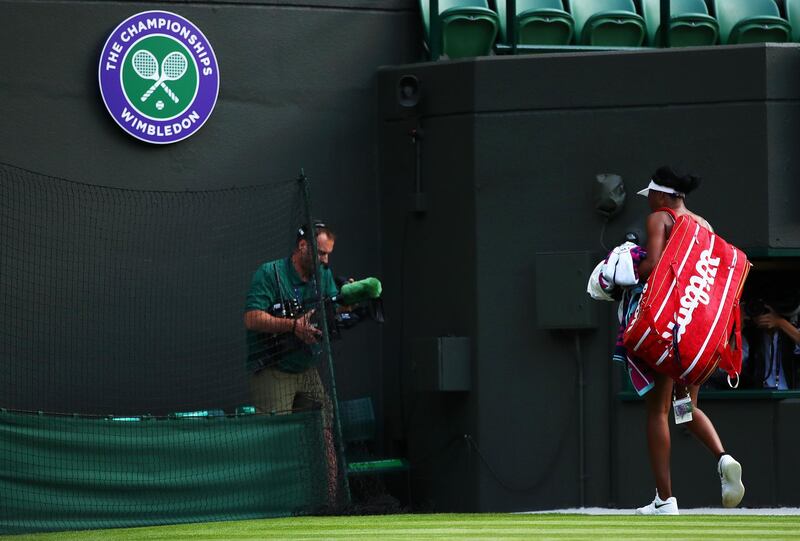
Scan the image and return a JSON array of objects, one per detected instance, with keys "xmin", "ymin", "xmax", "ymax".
[{"xmin": 98, "ymin": 11, "xmax": 219, "ymax": 144}]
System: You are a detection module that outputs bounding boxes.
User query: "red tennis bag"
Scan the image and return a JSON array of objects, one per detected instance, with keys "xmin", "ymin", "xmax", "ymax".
[{"xmin": 623, "ymin": 208, "xmax": 751, "ymax": 386}]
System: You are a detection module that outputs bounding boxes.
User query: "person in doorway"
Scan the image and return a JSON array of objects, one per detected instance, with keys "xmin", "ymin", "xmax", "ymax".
[
  {"xmin": 742, "ymin": 290, "xmax": 800, "ymax": 390},
  {"xmin": 632, "ymin": 166, "xmax": 745, "ymax": 515}
]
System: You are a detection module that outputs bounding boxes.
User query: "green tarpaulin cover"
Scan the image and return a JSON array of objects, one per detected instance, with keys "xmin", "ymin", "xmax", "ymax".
[{"xmin": 0, "ymin": 410, "xmax": 328, "ymax": 534}]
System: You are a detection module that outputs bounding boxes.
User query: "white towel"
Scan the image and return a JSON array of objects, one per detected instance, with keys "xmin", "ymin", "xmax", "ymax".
[
  {"xmin": 587, "ymin": 260, "xmax": 615, "ymax": 301},
  {"xmin": 601, "ymin": 241, "xmax": 639, "ymax": 287}
]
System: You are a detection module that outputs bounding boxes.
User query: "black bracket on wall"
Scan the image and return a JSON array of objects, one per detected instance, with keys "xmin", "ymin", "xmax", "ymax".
[{"xmin": 409, "ymin": 125, "xmax": 428, "ymax": 215}]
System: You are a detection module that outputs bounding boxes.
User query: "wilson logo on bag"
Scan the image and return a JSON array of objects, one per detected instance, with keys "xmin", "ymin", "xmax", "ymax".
[{"xmin": 623, "ymin": 209, "xmax": 751, "ymax": 386}]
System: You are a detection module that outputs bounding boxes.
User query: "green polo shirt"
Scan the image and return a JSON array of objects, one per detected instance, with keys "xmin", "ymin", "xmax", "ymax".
[{"xmin": 245, "ymin": 257, "xmax": 338, "ymax": 373}]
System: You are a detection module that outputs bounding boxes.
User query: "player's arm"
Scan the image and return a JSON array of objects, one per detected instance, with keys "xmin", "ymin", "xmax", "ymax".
[{"xmin": 637, "ymin": 212, "xmax": 671, "ymax": 281}]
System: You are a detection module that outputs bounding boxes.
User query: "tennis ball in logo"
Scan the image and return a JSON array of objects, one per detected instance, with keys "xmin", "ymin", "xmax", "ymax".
[{"xmin": 121, "ymin": 35, "xmax": 198, "ymax": 120}]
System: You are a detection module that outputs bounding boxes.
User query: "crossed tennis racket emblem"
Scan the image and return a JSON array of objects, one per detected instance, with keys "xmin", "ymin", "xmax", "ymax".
[{"xmin": 131, "ymin": 50, "xmax": 188, "ymax": 104}]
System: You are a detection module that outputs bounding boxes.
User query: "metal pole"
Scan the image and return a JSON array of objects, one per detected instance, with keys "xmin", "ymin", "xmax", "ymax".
[
  {"xmin": 507, "ymin": 0, "xmax": 517, "ymax": 52},
  {"xmin": 298, "ymin": 170, "xmax": 351, "ymax": 505},
  {"xmin": 659, "ymin": 0, "xmax": 671, "ymax": 48},
  {"xmin": 575, "ymin": 332, "xmax": 586, "ymax": 508}
]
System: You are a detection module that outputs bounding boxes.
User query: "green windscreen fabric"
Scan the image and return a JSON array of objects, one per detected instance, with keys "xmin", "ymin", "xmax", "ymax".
[{"xmin": 0, "ymin": 410, "xmax": 327, "ymax": 534}]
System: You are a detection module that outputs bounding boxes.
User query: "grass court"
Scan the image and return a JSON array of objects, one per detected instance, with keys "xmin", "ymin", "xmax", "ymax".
[{"xmin": 5, "ymin": 513, "xmax": 800, "ymax": 540}]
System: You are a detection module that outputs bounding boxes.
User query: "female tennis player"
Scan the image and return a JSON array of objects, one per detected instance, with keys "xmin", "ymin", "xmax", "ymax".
[{"xmin": 633, "ymin": 166, "xmax": 745, "ymax": 515}]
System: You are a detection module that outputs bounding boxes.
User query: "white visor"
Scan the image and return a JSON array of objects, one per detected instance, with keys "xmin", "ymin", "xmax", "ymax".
[{"xmin": 636, "ymin": 179, "xmax": 685, "ymax": 198}]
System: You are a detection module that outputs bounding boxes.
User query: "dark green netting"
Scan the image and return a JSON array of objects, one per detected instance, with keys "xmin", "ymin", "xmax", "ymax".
[
  {"xmin": 0, "ymin": 410, "xmax": 327, "ymax": 534},
  {"xmin": 0, "ymin": 162, "xmax": 352, "ymax": 534}
]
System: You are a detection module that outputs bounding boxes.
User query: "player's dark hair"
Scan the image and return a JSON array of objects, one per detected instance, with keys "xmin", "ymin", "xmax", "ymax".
[{"xmin": 652, "ymin": 165, "xmax": 701, "ymax": 196}]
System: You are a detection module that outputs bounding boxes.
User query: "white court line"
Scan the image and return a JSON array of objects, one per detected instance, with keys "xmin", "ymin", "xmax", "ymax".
[{"xmin": 521, "ymin": 507, "xmax": 800, "ymax": 515}]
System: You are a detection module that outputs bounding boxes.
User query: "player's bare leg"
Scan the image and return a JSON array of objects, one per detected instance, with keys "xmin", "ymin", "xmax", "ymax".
[
  {"xmin": 683, "ymin": 384, "xmax": 744, "ymax": 507},
  {"xmin": 683, "ymin": 384, "xmax": 724, "ymax": 455},
  {"xmin": 644, "ymin": 372, "xmax": 674, "ymax": 500}
]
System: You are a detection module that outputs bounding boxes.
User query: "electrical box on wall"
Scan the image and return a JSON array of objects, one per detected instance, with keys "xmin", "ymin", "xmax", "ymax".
[
  {"xmin": 412, "ymin": 336, "xmax": 471, "ymax": 392},
  {"xmin": 535, "ymin": 251, "xmax": 598, "ymax": 330}
]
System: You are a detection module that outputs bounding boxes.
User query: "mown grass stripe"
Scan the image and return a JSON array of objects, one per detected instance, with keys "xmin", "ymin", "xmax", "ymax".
[
  {"xmin": 260, "ymin": 521, "xmax": 798, "ymax": 533},
  {"xmin": 6, "ymin": 513, "xmax": 800, "ymax": 541},
  {"xmin": 268, "ymin": 519, "xmax": 800, "ymax": 525},
  {"xmin": 261, "ymin": 519, "xmax": 800, "ymax": 528},
  {"xmin": 183, "ymin": 529, "xmax": 800, "ymax": 537},
  {"xmin": 191, "ymin": 526, "xmax": 800, "ymax": 536},
  {"xmin": 267, "ymin": 515, "xmax": 800, "ymax": 525},
  {"xmin": 246, "ymin": 536, "xmax": 800, "ymax": 541}
]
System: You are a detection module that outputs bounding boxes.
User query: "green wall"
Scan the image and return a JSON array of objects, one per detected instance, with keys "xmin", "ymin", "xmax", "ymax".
[
  {"xmin": 378, "ymin": 44, "xmax": 800, "ymax": 510},
  {"xmin": 0, "ymin": 0, "xmax": 420, "ymax": 413}
]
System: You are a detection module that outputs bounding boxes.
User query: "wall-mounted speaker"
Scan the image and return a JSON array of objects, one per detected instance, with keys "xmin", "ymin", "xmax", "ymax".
[{"xmin": 397, "ymin": 74, "xmax": 421, "ymax": 109}]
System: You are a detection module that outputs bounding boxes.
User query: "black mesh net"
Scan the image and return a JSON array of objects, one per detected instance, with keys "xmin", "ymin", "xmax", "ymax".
[{"xmin": 0, "ymin": 162, "xmax": 354, "ymax": 534}]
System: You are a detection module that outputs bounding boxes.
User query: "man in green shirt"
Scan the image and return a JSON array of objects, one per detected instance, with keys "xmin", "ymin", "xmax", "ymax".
[
  {"xmin": 244, "ymin": 221, "xmax": 339, "ymax": 500},
  {"xmin": 244, "ymin": 221, "xmax": 338, "ymax": 414}
]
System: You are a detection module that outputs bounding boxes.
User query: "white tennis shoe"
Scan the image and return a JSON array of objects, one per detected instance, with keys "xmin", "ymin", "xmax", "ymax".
[
  {"xmin": 635, "ymin": 492, "xmax": 679, "ymax": 515},
  {"xmin": 718, "ymin": 454, "xmax": 745, "ymax": 508}
]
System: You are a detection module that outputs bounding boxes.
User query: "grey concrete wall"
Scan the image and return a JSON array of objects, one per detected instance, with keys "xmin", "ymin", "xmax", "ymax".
[
  {"xmin": 379, "ymin": 44, "xmax": 800, "ymax": 510},
  {"xmin": 0, "ymin": 0, "xmax": 420, "ymax": 414}
]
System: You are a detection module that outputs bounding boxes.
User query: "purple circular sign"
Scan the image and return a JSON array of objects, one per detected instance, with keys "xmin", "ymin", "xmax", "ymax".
[{"xmin": 98, "ymin": 11, "xmax": 220, "ymax": 144}]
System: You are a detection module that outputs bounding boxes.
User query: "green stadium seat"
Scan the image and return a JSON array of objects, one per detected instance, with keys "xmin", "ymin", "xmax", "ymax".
[
  {"xmin": 339, "ymin": 397, "xmax": 376, "ymax": 443},
  {"xmin": 497, "ymin": 0, "xmax": 574, "ymax": 46},
  {"xmin": 709, "ymin": 0, "xmax": 791, "ymax": 44},
  {"xmin": 348, "ymin": 458, "xmax": 410, "ymax": 476},
  {"xmin": 641, "ymin": 0, "xmax": 718, "ymax": 47},
  {"xmin": 783, "ymin": 0, "xmax": 800, "ymax": 42},
  {"xmin": 568, "ymin": 0, "xmax": 646, "ymax": 46},
  {"xmin": 339, "ymin": 397, "xmax": 409, "ymax": 476},
  {"xmin": 420, "ymin": 0, "xmax": 500, "ymax": 58}
]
